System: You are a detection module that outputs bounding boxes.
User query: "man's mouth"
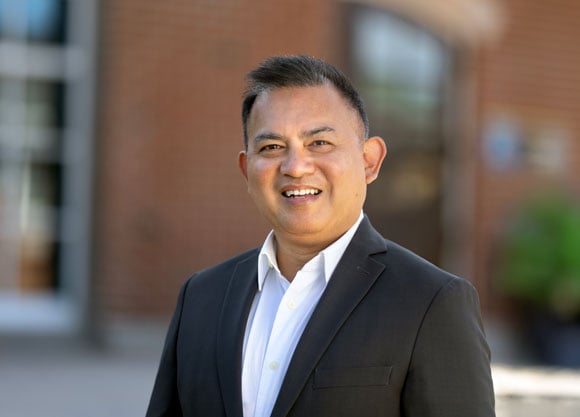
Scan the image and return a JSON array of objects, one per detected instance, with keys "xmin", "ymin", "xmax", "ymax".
[{"xmin": 282, "ymin": 189, "xmax": 321, "ymax": 198}]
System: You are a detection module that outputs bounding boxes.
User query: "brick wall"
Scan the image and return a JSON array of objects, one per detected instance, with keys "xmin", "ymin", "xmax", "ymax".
[{"xmin": 96, "ymin": 0, "xmax": 337, "ymax": 315}]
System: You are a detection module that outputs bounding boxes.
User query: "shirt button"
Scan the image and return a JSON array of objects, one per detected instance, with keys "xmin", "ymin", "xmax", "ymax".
[
  {"xmin": 269, "ymin": 361, "xmax": 279, "ymax": 370},
  {"xmin": 287, "ymin": 300, "xmax": 297, "ymax": 310}
]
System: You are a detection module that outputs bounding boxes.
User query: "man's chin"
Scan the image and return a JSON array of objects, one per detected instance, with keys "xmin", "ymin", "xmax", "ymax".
[
  {"xmin": 275, "ymin": 221, "xmax": 344, "ymax": 244},
  {"xmin": 275, "ymin": 221, "xmax": 323, "ymax": 237}
]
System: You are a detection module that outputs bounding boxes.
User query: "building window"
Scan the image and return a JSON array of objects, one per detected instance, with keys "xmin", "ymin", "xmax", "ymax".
[{"xmin": 0, "ymin": 0, "xmax": 97, "ymax": 333}]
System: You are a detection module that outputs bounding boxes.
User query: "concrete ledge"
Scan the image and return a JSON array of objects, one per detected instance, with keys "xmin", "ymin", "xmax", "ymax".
[{"xmin": 493, "ymin": 364, "xmax": 580, "ymax": 399}]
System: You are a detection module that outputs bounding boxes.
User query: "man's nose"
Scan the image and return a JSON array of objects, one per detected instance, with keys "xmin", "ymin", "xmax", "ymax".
[{"xmin": 280, "ymin": 148, "xmax": 314, "ymax": 177}]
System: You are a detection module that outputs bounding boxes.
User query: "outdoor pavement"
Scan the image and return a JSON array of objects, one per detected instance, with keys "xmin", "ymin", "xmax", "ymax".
[
  {"xmin": 1, "ymin": 319, "xmax": 579, "ymax": 417},
  {"xmin": 0, "ymin": 321, "xmax": 165, "ymax": 417}
]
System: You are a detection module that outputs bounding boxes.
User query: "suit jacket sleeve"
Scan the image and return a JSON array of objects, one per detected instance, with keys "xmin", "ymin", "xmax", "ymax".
[
  {"xmin": 402, "ymin": 277, "xmax": 495, "ymax": 417},
  {"xmin": 146, "ymin": 278, "xmax": 190, "ymax": 417}
]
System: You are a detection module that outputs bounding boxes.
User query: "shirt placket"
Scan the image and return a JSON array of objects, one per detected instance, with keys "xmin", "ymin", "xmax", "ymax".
[{"xmin": 253, "ymin": 268, "xmax": 323, "ymax": 417}]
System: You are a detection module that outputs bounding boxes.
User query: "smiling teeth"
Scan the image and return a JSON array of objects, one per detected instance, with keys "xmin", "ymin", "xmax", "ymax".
[{"xmin": 283, "ymin": 189, "xmax": 320, "ymax": 197}]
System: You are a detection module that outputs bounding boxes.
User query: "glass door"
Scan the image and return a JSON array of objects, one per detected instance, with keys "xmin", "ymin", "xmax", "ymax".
[{"xmin": 346, "ymin": 5, "xmax": 453, "ymax": 264}]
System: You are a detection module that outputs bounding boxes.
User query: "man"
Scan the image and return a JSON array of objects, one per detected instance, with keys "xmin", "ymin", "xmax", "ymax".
[{"xmin": 146, "ymin": 55, "xmax": 495, "ymax": 417}]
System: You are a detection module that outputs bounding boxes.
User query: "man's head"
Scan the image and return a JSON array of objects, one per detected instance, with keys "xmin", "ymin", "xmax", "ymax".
[
  {"xmin": 242, "ymin": 55, "xmax": 369, "ymax": 148},
  {"xmin": 239, "ymin": 56, "xmax": 386, "ymax": 251}
]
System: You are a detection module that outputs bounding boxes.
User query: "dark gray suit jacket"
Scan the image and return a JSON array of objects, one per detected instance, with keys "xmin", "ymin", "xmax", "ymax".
[{"xmin": 146, "ymin": 217, "xmax": 495, "ymax": 417}]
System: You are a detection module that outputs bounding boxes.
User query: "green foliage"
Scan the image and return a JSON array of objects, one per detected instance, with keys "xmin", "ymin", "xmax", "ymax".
[{"xmin": 498, "ymin": 195, "xmax": 580, "ymax": 321}]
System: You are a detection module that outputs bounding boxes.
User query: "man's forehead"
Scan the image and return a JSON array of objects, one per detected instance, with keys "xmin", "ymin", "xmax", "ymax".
[
  {"xmin": 249, "ymin": 85, "xmax": 354, "ymax": 120},
  {"xmin": 248, "ymin": 85, "xmax": 364, "ymax": 138}
]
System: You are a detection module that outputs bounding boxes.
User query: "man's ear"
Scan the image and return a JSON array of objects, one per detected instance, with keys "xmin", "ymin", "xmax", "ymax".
[
  {"xmin": 363, "ymin": 136, "xmax": 387, "ymax": 184},
  {"xmin": 238, "ymin": 150, "xmax": 248, "ymax": 181}
]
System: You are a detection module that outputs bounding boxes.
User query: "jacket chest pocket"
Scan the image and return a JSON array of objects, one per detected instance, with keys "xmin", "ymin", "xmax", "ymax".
[{"xmin": 313, "ymin": 366, "xmax": 392, "ymax": 389}]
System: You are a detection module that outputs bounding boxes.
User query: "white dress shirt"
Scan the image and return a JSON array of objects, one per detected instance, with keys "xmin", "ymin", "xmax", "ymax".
[{"xmin": 241, "ymin": 213, "xmax": 364, "ymax": 417}]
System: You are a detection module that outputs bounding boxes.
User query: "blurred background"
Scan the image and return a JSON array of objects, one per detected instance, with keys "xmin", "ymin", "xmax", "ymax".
[{"xmin": 1, "ymin": 0, "xmax": 580, "ymax": 416}]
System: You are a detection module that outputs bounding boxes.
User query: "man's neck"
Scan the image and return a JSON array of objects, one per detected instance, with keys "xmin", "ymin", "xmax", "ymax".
[
  {"xmin": 273, "ymin": 231, "xmax": 344, "ymax": 281},
  {"xmin": 275, "ymin": 242, "xmax": 321, "ymax": 282},
  {"xmin": 271, "ymin": 214, "xmax": 364, "ymax": 281}
]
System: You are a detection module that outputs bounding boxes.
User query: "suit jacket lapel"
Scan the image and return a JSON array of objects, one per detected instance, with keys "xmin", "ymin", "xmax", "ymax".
[
  {"xmin": 217, "ymin": 251, "xmax": 259, "ymax": 417},
  {"xmin": 271, "ymin": 217, "xmax": 388, "ymax": 417}
]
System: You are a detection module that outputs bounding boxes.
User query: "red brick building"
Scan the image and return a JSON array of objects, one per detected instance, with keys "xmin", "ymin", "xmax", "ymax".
[
  {"xmin": 1, "ymin": 0, "xmax": 579, "ymax": 335},
  {"xmin": 96, "ymin": 0, "xmax": 499, "ymax": 318}
]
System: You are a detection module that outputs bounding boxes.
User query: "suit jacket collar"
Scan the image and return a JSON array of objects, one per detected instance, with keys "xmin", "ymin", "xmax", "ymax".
[
  {"xmin": 217, "ymin": 251, "xmax": 259, "ymax": 417},
  {"xmin": 216, "ymin": 216, "xmax": 388, "ymax": 417},
  {"xmin": 271, "ymin": 216, "xmax": 388, "ymax": 417}
]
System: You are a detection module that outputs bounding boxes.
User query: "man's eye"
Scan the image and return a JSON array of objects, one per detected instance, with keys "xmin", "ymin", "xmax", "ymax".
[
  {"xmin": 259, "ymin": 144, "xmax": 283, "ymax": 152},
  {"xmin": 311, "ymin": 140, "xmax": 330, "ymax": 147}
]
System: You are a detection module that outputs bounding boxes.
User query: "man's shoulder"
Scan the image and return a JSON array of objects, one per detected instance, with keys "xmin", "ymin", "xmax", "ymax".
[
  {"xmin": 380, "ymin": 239, "xmax": 445, "ymax": 273},
  {"xmin": 375, "ymin": 238, "xmax": 473, "ymax": 293},
  {"xmin": 353, "ymin": 217, "xmax": 468, "ymax": 290},
  {"xmin": 183, "ymin": 247, "xmax": 259, "ymax": 288}
]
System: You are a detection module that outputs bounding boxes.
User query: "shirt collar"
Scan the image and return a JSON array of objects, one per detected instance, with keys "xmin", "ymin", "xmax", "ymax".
[
  {"xmin": 257, "ymin": 231, "xmax": 278, "ymax": 291},
  {"xmin": 257, "ymin": 212, "xmax": 364, "ymax": 291}
]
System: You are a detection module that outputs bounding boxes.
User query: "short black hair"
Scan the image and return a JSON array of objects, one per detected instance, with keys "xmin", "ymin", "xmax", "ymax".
[{"xmin": 241, "ymin": 55, "xmax": 369, "ymax": 147}]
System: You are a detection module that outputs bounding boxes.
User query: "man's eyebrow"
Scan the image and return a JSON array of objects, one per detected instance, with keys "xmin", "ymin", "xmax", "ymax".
[
  {"xmin": 253, "ymin": 126, "xmax": 335, "ymax": 142},
  {"xmin": 301, "ymin": 126, "xmax": 335, "ymax": 137},
  {"xmin": 253, "ymin": 132, "xmax": 284, "ymax": 142}
]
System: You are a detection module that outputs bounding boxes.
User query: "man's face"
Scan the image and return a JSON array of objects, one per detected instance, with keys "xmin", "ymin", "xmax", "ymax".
[{"xmin": 239, "ymin": 84, "xmax": 386, "ymax": 248}]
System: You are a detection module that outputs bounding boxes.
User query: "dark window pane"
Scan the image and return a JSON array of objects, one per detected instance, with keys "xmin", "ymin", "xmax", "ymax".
[
  {"xmin": 27, "ymin": 0, "xmax": 67, "ymax": 43},
  {"xmin": 350, "ymin": 7, "xmax": 447, "ymax": 151},
  {"xmin": 26, "ymin": 80, "xmax": 65, "ymax": 129},
  {"xmin": 0, "ymin": 0, "xmax": 66, "ymax": 43}
]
